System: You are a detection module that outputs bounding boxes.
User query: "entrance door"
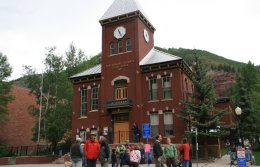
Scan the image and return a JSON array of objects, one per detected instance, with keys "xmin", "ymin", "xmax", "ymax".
[{"xmin": 114, "ymin": 122, "xmax": 129, "ymax": 143}]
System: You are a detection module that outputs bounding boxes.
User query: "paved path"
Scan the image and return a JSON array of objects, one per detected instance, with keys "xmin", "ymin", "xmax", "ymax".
[{"xmin": 0, "ymin": 155, "xmax": 259, "ymax": 167}]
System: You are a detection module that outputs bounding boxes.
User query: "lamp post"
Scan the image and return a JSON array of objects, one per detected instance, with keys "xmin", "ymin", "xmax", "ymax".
[{"xmin": 235, "ymin": 107, "xmax": 243, "ymax": 147}]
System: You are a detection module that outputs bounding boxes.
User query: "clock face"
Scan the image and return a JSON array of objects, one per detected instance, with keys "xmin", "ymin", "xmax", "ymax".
[
  {"xmin": 114, "ymin": 26, "xmax": 126, "ymax": 39},
  {"xmin": 144, "ymin": 29, "xmax": 149, "ymax": 43}
]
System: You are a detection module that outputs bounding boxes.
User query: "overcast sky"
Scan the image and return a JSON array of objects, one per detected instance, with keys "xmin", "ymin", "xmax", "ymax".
[{"xmin": 1, "ymin": 0, "xmax": 260, "ymax": 80}]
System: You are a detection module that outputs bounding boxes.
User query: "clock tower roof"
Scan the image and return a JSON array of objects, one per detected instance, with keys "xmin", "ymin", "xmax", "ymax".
[{"xmin": 100, "ymin": 0, "xmax": 155, "ymax": 31}]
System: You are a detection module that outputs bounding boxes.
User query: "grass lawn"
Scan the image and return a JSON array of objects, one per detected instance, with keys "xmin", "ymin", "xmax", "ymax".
[{"xmin": 254, "ymin": 151, "xmax": 260, "ymax": 165}]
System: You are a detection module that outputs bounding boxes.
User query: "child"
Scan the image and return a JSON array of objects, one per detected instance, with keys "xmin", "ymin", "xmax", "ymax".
[
  {"xmin": 111, "ymin": 149, "xmax": 117, "ymax": 167},
  {"xmin": 121, "ymin": 149, "xmax": 131, "ymax": 167},
  {"xmin": 139, "ymin": 144, "xmax": 145, "ymax": 165}
]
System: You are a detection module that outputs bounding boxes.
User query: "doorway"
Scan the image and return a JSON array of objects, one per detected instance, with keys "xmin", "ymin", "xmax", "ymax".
[{"xmin": 114, "ymin": 122, "xmax": 129, "ymax": 143}]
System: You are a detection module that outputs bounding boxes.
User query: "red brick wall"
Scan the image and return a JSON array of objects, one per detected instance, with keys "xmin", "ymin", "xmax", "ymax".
[
  {"xmin": 215, "ymin": 100, "xmax": 235, "ymax": 125},
  {"xmin": 0, "ymin": 85, "xmax": 37, "ymax": 146}
]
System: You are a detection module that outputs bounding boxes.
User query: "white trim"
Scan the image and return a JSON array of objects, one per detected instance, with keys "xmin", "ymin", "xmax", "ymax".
[
  {"xmin": 161, "ymin": 99, "xmax": 173, "ymax": 102},
  {"xmin": 89, "ymin": 110, "xmax": 98, "ymax": 112},
  {"xmin": 111, "ymin": 76, "xmax": 130, "ymax": 85},
  {"xmin": 78, "ymin": 116, "xmax": 88, "ymax": 119},
  {"xmin": 148, "ymin": 100, "xmax": 159, "ymax": 103}
]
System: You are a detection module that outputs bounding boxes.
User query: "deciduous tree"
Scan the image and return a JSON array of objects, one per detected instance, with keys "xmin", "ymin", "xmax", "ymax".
[{"xmin": 0, "ymin": 52, "xmax": 13, "ymax": 123}]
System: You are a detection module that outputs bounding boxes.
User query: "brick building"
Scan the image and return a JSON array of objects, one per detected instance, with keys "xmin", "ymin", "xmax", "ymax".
[
  {"xmin": 0, "ymin": 85, "xmax": 37, "ymax": 146},
  {"xmin": 70, "ymin": 0, "xmax": 193, "ymax": 144}
]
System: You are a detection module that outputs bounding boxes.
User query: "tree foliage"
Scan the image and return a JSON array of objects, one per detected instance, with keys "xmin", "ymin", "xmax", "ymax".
[
  {"xmin": 178, "ymin": 54, "xmax": 227, "ymax": 159},
  {"xmin": 22, "ymin": 43, "xmax": 96, "ymax": 149},
  {"xmin": 0, "ymin": 52, "xmax": 13, "ymax": 123},
  {"xmin": 230, "ymin": 61, "xmax": 260, "ymax": 138}
]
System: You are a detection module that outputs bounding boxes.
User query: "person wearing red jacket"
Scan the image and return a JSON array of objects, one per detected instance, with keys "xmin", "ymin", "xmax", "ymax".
[
  {"xmin": 84, "ymin": 132, "xmax": 100, "ymax": 167},
  {"xmin": 178, "ymin": 138, "xmax": 190, "ymax": 167}
]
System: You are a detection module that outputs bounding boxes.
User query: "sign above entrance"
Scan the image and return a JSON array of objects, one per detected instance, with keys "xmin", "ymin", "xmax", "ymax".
[{"xmin": 142, "ymin": 123, "xmax": 151, "ymax": 138}]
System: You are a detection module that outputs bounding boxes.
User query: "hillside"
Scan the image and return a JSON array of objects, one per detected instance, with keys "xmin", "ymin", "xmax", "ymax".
[{"xmin": 155, "ymin": 46, "xmax": 245, "ymax": 71}]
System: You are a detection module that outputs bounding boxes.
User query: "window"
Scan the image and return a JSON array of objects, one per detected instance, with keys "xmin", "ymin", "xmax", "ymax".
[
  {"xmin": 91, "ymin": 86, "xmax": 99, "ymax": 110},
  {"xmin": 126, "ymin": 39, "xmax": 131, "ymax": 52},
  {"xmin": 185, "ymin": 78, "xmax": 189, "ymax": 101},
  {"xmin": 118, "ymin": 41, "xmax": 123, "ymax": 53},
  {"xmin": 80, "ymin": 89, "xmax": 87, "ymax": 117},
  {"xmin": 79, "ymin": 129, "xmax": 87, "ymax": 141},
  {"xmin": 150, "ymin": 113, "xmax": 159, "ymax": 137},
  {"xmin": 164, "ymin": 112, "xmax": 174, "ymax": 136},
  {"xmin": 115, "ymin": 79, "xmax": 128, "ymax": 100},
  {"xmin": 149, "ymin": 77, "xmax": 158, "ymax": 100},
  {"xmin": 115, "ymin": 87, "xmax": 128, "ymax": 100},
  {"xmin": 162, "ymin": 75, "xmax": 171, "ymax": 99},
  {"xmin": 110, "ymin": 42, "xmax": 115, "ymax": 55}
]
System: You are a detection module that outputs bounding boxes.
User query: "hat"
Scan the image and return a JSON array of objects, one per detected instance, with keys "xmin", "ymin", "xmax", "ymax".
[{"xmin": 76, "ymin": 137, "xmax": 82, "ymax": 142}]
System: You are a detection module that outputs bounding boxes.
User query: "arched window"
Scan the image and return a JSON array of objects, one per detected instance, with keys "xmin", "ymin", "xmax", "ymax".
[
  {"xmin": 118, "ymin": 41, "xmax": 123, "ymax": 53},
  {"xmin": 126, "ymin": 39, "xmax": 131, "ymax": 52},
  {"xmin": 115, "ymin": 79, "xmax": 128, "ymax": 100},
  {"xmin": 109, "ymin": 42, "xmax": 115, "ymax": 55}
]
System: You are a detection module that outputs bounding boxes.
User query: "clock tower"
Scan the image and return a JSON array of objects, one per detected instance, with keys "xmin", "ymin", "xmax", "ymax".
[
  {"xmin": 70, "ymin": 0, "xmax": 195, "ymax": 144},
  {"xmin": 99, "ymin": 0, "xmax": 156, "ymax": 139}
]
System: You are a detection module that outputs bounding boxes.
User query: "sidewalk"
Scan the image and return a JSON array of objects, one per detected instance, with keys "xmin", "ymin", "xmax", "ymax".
[{"xmin": 0, "ymin": 155, "xmax": 259, "ymax": 167}]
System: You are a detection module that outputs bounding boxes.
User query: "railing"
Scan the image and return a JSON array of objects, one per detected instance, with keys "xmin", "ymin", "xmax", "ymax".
[
  {"xmin": 108, "ymin": 130, "xmax": 142, "ymax": 144},
  {"xmin": 0, "ymin": 145, "xmax": 53, "ymax": 157}
]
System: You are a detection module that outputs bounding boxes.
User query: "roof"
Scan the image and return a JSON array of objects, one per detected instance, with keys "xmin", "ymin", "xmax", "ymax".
[
  {"xmin": 139, "ymin": 48, "xmax": 182, "ymax": 66},
  {"xmin": 70, "ymin": 49, "xmax": 182, "ymax": 79},
  {"xmin": 69, "ymin": 64, "xmax": 101, "ymax": 79},
  {"xmin": 100, "ymin": 0, "xmax": 151, "ymax": 23}
]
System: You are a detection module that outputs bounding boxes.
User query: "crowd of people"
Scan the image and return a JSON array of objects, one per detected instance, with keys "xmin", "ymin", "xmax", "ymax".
[{"xmin": 67, "ymin": 132, "xmax": 192, "ymax": 167}]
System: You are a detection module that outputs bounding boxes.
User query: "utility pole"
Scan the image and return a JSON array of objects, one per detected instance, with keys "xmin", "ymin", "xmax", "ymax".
[{"xmin": 37, "ymin": 73, "xmax": 43, "ymax": 143}]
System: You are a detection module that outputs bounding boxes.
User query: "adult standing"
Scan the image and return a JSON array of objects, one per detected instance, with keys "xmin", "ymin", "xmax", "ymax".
[
  {"xmin": 130, "ymin": 144, "xmax": 141, "ymax": 167},
  {"xmin": 132, "ymin": 123, "xmax": 140, "ymax": 143},
  {"xmin": 153, "ymin": 134, "xmax": 163, "ymax": 167},
  {"xmin": 164, "ymin": 137, "xmax": 177, "ymax": 167},
  {"xmin": 70, "ymin": 137, "xmax": 83, "ymax": 167},
  {"xmin": 84, "ymin": 132, "xmax": 100, "ymax": 167},
  {"xmin": 108, "ymin": 127, "xmax": 113, "ymax": 144},
  {"xmin": 225, "ymin": 139, "xmax": 231, "ymax": 154},
  {"xmin": 81, "ymin": 142, "xmax": 86, "ymax": 167},
  {"xmin": 99, "ymin": 136, "xmax": 110, "ymax": 167},
  {"xmin": 178, "ymin": 138, "xmax": 190, "ymax": 167}
]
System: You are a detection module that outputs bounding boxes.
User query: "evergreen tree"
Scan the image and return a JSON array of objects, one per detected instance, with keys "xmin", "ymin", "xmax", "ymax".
[
  {"xmin": 231, "ymin": 61, "xmax": 259, "ymax": 141},
  {"xmin": 178, "ymin": 54, "xmax": 226, "ymax": 159}
]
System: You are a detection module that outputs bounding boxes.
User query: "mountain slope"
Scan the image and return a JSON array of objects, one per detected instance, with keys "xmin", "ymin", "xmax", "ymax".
[{"xmin": 155, "ymin": 46, "xmax": 245, "ymax": 70}]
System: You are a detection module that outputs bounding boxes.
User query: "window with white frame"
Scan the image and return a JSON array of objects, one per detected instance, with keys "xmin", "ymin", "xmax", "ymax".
[
  {"xmin": 149, "ymin": 77, "xmax": 158, "ymax": 100},
  {"xmin": 150, "ymin": 113, "xmax": 159, "ymax": 137},
  {"xmin": 126, "ymin": 39, "xmax": 131, "ymax": 52},
  {"xmin": 91, "ymin": 86, "xmax": 98, "ymax": 110},
  {"xmin": 110, "ymin": 42, "xmax": 115, "ymax": 55},
  {"xmin": 118, "ymin": 41, "xmax": 123, "ymax": 53},
  {"xmin": 79, "ymin": 129, "xmax": 87, "ymax": 141},
  {"xmin": 80, "ymin": 88, "xmax": 87, "ymax": 117},
  {"xmin": 162, "ymin": 75, "xmax": 171, "ymax": 99},
  {"xmin": 164, "ymin": 112, "xmax": 173, "ymax": 136}
]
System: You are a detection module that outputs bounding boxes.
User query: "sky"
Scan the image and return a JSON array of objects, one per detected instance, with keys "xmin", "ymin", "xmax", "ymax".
[{"xmin": 1, "ymin": 0, "xmax": 260, "ymax": 80}]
